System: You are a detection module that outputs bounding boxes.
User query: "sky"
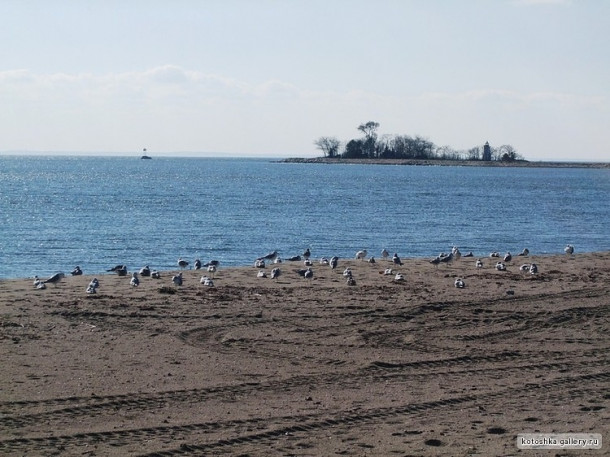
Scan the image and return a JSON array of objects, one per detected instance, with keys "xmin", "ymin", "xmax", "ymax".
[{"xmin": 1, "ymin": 0, "xmax": 608, "ymax": 161}]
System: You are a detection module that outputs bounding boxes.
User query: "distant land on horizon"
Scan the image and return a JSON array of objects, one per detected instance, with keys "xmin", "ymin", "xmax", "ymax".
[{"xmin": 280, "ymin": 157, "xmax": 610, "ymax": 169}]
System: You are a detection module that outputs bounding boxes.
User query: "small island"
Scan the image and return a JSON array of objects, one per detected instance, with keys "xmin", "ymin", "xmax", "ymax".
[{"xmin": 283, "ymin": 121, "xmax": 609, "ymax": 168}]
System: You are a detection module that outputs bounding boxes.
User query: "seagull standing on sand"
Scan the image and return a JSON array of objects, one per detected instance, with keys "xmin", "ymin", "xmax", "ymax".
[
  {"xmin": 304, "ymin": 267, "xmax": 314, "ymax": 283},
  {"xmin": 330, "ymin": 256, "xmax": 339, "ymax": 270},
  {"xmin": 207, "ymin": 264, "xmax": 217, "ymax": 278},
  {"xmin": 381, "ymin": 249, "xmax": 389, "ymax": 261},
  {"xmin": 255, "ymin": 259, "xmax": 265, "ymax": 268},
  {"xmin": 151, "ymin": 270, "xmax": 161, "ymax": 279},
  {"xmin": 392, "ymin": 253, "xmax": 403, "ymax": 266},
  {"xmin": 394, "ymin": 273, "xmax": 405, "ymax": 282},
  {"xmin": 87, "ymin": 278, "xmax": 99, "ymax": 294},
  {"xmin": 33, "ymin": 276, "xmax": 46, "ymax": 289},
  {"xmin": 139, "ymin": 265, "xmax": 151, "ymax": 276},
  {"xmin": 504, "ymin": 252, "xmax": 512, "ymax": 262},
  {"xmin": 475, "ymin": 259, "xmax": 483, "ymax": 270},
  {"xmin": 303, "ymin": 248, "xmax": 311, "ymax": 260},
  {"xmin": 565, "ymin": 244, "xmax": 574, "ymax": 255},
  {"xmin": 172, "ymin": 272, "xmax": 183, "ymax": 286},
  {"xmin": 178, "ymin": 258, "xmax": 189, "ymax": 269},
  {"xmin": 529, "ymin": 263, "xmax": 539, "ymax": 274},
  {"xmin": 194, "ymin": 259, "xmax": 202, "ymax": 270},
  {"xmin": 130, "ymin": 272, "xmax": 139, "ymax": 287},
  {"xmin": 455, "ymin": 278, "xmax": 465, "ymax": 288},
  {"xmin": 496, "ymin": 262, "xmax": 506, "ymax": 271},
  {"xmin": 271, "ymin": 267, "xmax": 281, "ymax": 279},
  {"xmin": 452, "ymin": 247, "xmax": 461, "ymax": 261},
  {"xmin": 71, "ymin": 266, "xmax": 82, "ymax": 276},
  {"xmin": 518, "ymin": 248, "xmax": 530, "ymax": 257},
  {"xmin": 355, "ymin": 249, "xmax": 367, "ymax": 260}
]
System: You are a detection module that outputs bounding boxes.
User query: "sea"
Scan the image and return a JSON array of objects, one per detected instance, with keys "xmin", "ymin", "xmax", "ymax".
[{"xmin": 1, "ymin": 156, "xmax": 609, "ymax": 279}]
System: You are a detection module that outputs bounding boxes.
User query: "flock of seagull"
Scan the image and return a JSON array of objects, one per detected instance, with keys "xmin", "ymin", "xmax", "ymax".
[{"xmin": 31, "ymin": 245, "xmax": 576, "ymax": 293}]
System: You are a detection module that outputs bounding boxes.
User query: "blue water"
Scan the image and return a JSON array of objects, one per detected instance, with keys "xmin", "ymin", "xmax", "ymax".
[{"xmin": 1, "ymin": 156, "xmax": 608, "ymax": 279}]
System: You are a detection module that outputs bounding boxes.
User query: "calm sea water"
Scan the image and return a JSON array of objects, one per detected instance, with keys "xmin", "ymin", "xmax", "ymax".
[{"xmin": 1, "ymin": 156, "xmax": 608, "ymax": 279}]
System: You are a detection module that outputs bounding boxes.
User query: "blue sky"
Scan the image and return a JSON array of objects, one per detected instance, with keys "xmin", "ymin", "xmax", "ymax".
[{"xmin": 1, "ymin": 0, "xmax": 608, "ymax": 160}]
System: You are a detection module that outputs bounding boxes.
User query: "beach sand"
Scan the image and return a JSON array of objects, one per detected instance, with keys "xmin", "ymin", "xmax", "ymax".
[{"xmin": 1, "ymin": 252, "xmax": 608, "ymax": 456}]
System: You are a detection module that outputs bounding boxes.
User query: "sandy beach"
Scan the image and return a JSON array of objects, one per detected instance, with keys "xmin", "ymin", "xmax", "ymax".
[{"xmin": 1, "ymin": 252, "xmax": 608, "ymax": 456}]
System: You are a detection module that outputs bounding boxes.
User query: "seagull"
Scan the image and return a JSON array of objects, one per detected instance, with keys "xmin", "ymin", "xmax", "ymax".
[
  {"xmin": 207, "ymin": 264, "xmax": 217, "ymax": 278},
  {"xmin": 151, "ymin": 270, "xmax": 161, "ymax": 279},
  {"xmin": 139, "ymin": 265, "xmax": 151, "ymax": 276},
  {"xmin": 343, "ymin": 267, "xmax": 352, "ymax": 278},
  {"xmin": 383, "ymin": 268, "xmax": 394, "ymax": 275},
  {"xmin": 203, "ymin": 260, "xmax": 220, "ymax": 267},
  {"xmin": 565, "ymin": 244, "xmax": 574, "ymax": 255},
  {"xmin": 71, "ymin": 266, "xmax": 83, "ymax": 276},
  {"xmin": 346, "ymin": 277, "xmax": 356, "ymax": 286},
  {"xmin": 200, "ymin": 276, "xmax": 214, "ymax": 287},
  {"xmin": 504, "ymin": 252, "xmax": 512, "ymax": 262},
  {"xmin": 430, "ymin": 256, "xmax": 441, "ymax": 267},
  {"xmin": 287, "ymin": 255, "xmax": 301, "ymax": 262},
  {"xmin": 319, "ymin": 257, "xmax": 329, "ymax": 265},
  {"xmin": 303, "ymin": 248, "xmax": 311, "ymax": 260},
  {"xmin": 178, "ymin": 258, "xmax": 189, "ymax": 269},
  {"xmin": 392, "ymin": 253, "xmax": 403, "ymax": 266},
  {"xmin": 303, "ymin": 259, "xmax": 313, "ymax": 266},
  {"xmin": 296, "ymin": 267, "xmax": 314, "ymax": 282},
  {"xmin": 518, "ymin": 248, "xmax": 530, "ymax": 256},
  {"xmin": 519, "ymin": 264, "xmax": 530, "ymax": 273},
  {"xmin": 107, "ymin": 264, "xmax": 126, "ymax": 273},
  {"xmin": 355, "ymin": 249, "xmax": 367, "ymax": 260},
  {"xmin": 475, "ymin": 259, "xmax": 483, "ymax": 269},
  {"xmin": 86, "ymin": 278, "xmax": 98, "ymax": 294},
  {"xmin": 43, "ymin": 272, "xmax": 65, "ymax": 286},
  {"xmin": 172, "ymin": 272, "xmax": 183, "ymax": 286},
  {"xmin": 368, "ymin": 257, "xmax": 376, "ymax": 264},
  {"xmin": 495, "ymin": 262, "xmax": 506, "ymax": 271},
  {"xmin": 194, "ymin": 259, "xmax": 202, "ymax": 270},
  {"xmin": 463, "ymin": 251, "xmax": 474, "ymax": 257},
  {"xmin": 394, "ymin": 273, "xmax": 405, "ymax": 282},
  {"xmin": 304, "ymin": 267, "xmax": 314, "ymax": 282},
  {"xmin": 130, "ymin": 272, "xmax": 139, "ymax": 287},
  {"xmin": 330, "ymin": 256, "xmax": 339, "ymax": 269},
  {"xmin": 117, "ymin": 265, "xmax": 127, "ymax": 276},
  {"xmin": 271, "ymin": 267, "xmax": 281, "ymax": 279},
  {"xmin": 454, "ymin": 278, "xmax": 465, "ymax": 288},
  {"xmin": 381, "ymin": 249, "xmax": 389, "ymax": 260},
  {"xmin": 261, "ymin": 250, "xmax": 278, "ymax": 261},
  {"xmin": 33, "ymin": 276, "xmax": 46, "ymax": 289},
  {"xmin": 254, "ymin": 259, "xmax": 265, "ymax": 268},
  {"xmin": 439, "ymin": 252, "xmax": 454, "ymax": 266},
  {"xmin": 489, "ymin": 252, "xmax": 500, "ymax": 258},
  {"xmin": 257, "ymin": 270, "xmax": 267, "ymax": 278},
  {"xmin": 529, "ymin": 263, "xmax": 538, "ymax": 274},
  {"xmin": 451, "ymin": 247, "xmax": 461, "ymax": 261}
]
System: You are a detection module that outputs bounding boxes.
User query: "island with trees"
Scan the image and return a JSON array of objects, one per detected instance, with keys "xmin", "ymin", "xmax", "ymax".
[{"xmin": 283, "ymin": 121, "xmax": 609, "ymax": 168}]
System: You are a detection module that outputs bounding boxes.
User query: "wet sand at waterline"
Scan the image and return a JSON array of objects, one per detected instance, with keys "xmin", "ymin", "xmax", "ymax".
[{"xmin": 1, "ymin": 252, "xmax": 608, "ymax": 456}]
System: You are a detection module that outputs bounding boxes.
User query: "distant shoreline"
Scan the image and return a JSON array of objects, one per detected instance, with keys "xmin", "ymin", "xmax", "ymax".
[{"xmin": 280, "ymin": 157, "xmax": 610, "ymax": 168}]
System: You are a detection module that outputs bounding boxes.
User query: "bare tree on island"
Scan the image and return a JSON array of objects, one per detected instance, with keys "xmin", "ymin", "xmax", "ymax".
[
  {"xmin": 314, "ymin": 137, "xmax": 341, "ymax": 158},
  {"xmin": 358, "ymin": 121, "xmax": 380, "ymax": 158}
]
